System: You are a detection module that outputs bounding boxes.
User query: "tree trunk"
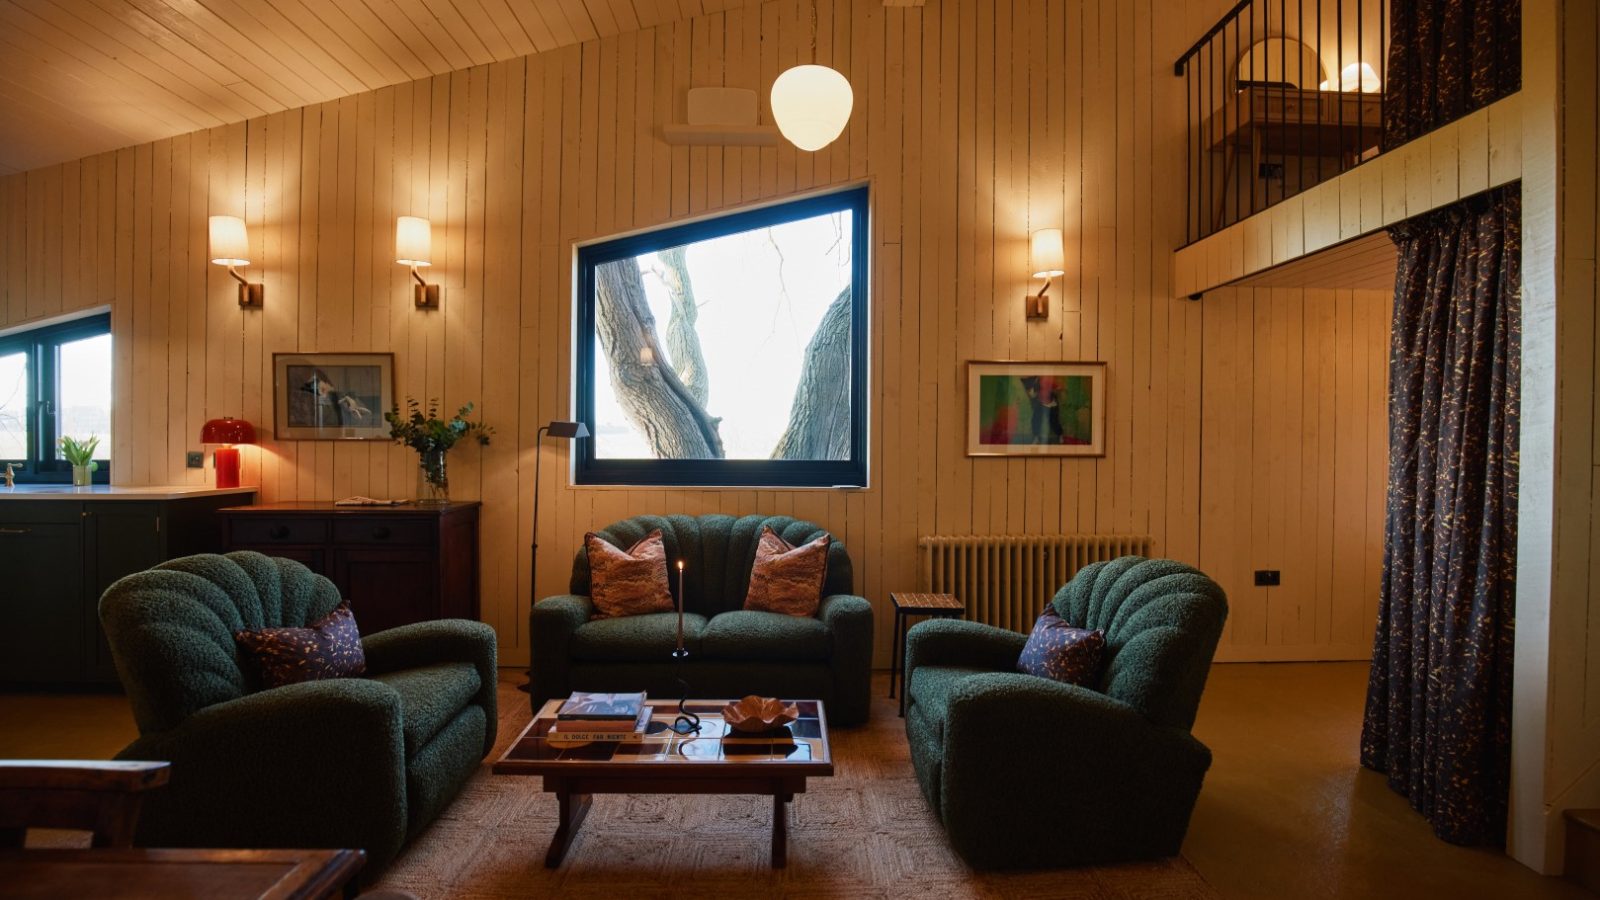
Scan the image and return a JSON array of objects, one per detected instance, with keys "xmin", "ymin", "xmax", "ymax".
[
  {"xmin": 772, "ymin": 286, "xmax": 852, "ymax": 461},
  {"xmin": 656, "ymin": 246, "xmax": 711, "ymax": 408},
  {"xmin": 594, "ymin": 260, "xmax": 725, "ymax": 459}
]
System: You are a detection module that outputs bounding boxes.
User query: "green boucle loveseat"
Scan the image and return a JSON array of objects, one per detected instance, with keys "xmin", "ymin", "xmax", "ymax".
[
  {"xmin": 529, "ymin": 514, "xmax": 874, "ymax": 725},
  {"xmin": 98, "ymin": 551, "xmax": 496, "ymax": 873},
  {"xmin": 905, "ymin": 556, "xmax": 1228, "ymax": 869}
]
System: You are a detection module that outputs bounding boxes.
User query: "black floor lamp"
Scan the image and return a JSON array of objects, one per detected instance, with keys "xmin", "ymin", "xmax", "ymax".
[{"xmin": 520, "ymin": 420, "xmax": 589, "ymax": 694}]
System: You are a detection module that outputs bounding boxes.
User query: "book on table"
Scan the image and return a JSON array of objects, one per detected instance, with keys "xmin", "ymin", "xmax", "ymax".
[
  {"xmin": 556, "ymin": 691, "xmax": 647, "ymax": 722},
  {"xmin": 547, "ymin": 706, "xmax": 652, "ymax": 743}
]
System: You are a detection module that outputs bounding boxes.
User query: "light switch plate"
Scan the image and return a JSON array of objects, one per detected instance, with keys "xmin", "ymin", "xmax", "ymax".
[{"xmin": 186, "ymin": 451, "xmax": 204, "ymax": 469}]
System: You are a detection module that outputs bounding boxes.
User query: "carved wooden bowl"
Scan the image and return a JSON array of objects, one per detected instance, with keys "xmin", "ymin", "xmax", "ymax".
[{"xmin": 721, "ymin": 695, "xmax": 800, "ymax": 734}]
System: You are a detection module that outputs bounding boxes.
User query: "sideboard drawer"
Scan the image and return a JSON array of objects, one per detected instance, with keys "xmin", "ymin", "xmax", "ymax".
[
  {"xmin": 332, "ymin": 518, "xmax": 434, "ymax": 546},
  {"xmin": 230, "ymin": 517, "xmax": 329, "ymax": 545}
]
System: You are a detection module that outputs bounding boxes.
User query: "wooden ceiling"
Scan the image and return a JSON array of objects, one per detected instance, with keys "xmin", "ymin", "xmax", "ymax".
[{"xmin": 0, "ymin": 0, "xmax": 761, "ymax": 174}]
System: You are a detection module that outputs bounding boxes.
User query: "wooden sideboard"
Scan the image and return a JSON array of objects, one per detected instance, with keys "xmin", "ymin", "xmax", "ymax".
[{"xmin": 218, "ymin": 501, "xmax": 480, "ymax": 634}]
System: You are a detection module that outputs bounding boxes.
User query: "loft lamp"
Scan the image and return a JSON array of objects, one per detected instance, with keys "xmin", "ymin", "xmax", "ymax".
[
  {"xmin": 396, "ymin": 216, "xmax": 440, "ymax": 309},
  {"xmin": 520, "ymin": 420, "xmax": 590, "ymax": 693},
  {"xmin": 1027, "ymin": 228, "xmax": 1066, "ymax": 320},
  {"xmin": 209, "ymin": 216, "xmax": 262, "ymax": 308},
  {"xmin": 200, "ymin": 417, "xmax": 255, "ymax": 489},
  {"xmin": 769, "ymin": 0, "xmax": 853, "ymax": 151}
]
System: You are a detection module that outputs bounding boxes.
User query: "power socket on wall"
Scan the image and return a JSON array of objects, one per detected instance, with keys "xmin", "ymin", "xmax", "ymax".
[
  {"xmin": 185, "ymin": 451, "xmax": 204, "ymax": 469},
  {"xmin": 1254, "ymin": 570, "xmax": 1281, "ymax": 587}
]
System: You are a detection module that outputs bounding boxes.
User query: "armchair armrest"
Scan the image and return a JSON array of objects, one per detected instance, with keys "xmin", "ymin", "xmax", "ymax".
[
  {"xmin": 818, "ymin": 595, "xmax": 873, "ymax": 726},
  {"xmin": 116, "ymin": 679, "xmax": 409, "ymax": 866},
  {"xmin": 529, "ymin": 594, "xmax": 594, "ymax": 706},
  {"xmin": 935, "ymin": 672, "xmax": 1212, "ymax": 868},
  {"xmin": 904, "ymin": 619, "xmax": 1028, "ymax": 679},
  {"xmin": 362, "ymin": 619, "xmax": 498, "ymax": 755}
]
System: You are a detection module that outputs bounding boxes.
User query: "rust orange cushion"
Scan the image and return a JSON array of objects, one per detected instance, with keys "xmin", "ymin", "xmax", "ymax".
[
  {"xmin": 233, "ymin": 602, "xmax": 366, "ymax": 689},
  {"xmin": 744, "ymin": 526, "xmax": 830, "ymax": 617},
  {"xmin": 585, "ymin": 529, "xmax": 675, "ymax": 619}
]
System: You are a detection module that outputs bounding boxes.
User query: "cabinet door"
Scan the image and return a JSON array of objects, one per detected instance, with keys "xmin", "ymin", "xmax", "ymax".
[
  {"xmin": 333, "ymin": 548, "xmax": 437, "ymax": 635},
  {"xmin": 0, "ymin": 522, "xmax": 85, "ymax": 683},
  {"xmin": 84, "ymin": 505, "xmax": 164, "ymax": 683}
]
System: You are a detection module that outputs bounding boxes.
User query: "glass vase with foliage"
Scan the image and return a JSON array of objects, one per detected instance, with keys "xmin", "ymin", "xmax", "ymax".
[
  {"xmin": 59, "ymin": 435, "xmax": 100, "ymax": 487},
  {"xmin": 385, "ymin": 399, "xmax": 493, "ymax": 505}
]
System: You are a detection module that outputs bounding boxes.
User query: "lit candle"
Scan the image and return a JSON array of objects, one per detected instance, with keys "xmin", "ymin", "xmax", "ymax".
[{"xmin": 675, "ymin": 559, "xmax": 686, "ymax": 655}]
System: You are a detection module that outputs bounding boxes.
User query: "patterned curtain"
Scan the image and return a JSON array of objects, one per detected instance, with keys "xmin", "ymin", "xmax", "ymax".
[
  {"xmin": 1360, "ymin": 185, "xmax": 1520, "ymax": 846},
  {"xmin": 1383, "ymin": 0, "xmax": 1521, "ymax": 149}
]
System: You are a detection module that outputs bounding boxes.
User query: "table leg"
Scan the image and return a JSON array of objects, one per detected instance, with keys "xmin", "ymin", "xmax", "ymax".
[
  {"xmin": 545, "ymin": 790, "xmax": 591, "ymax": 868},
  {"xmin": 771, "ymin": 792, "xmax": 792, "ymax": 868},
  {"xmin": 889, "ymin": 611, "xmax": 901, "ymax": 700},
  {"xmin": 899, "ymin": 613, "xmax": 912, "ymax": 717}
]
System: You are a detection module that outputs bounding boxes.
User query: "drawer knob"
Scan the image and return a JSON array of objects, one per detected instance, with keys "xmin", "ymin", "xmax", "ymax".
[
  {"xmin": 372, "ymin": 526, "xmax": 392, "ymax": 540},
  {"xmin": 268, "ymin": 525, "xmax": 290, "ymax": 540}
]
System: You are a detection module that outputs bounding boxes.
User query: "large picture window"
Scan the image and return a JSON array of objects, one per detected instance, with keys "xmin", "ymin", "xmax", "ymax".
[
  {"xmin": 575, "ymin": 187, "xmax": 868, "ymax": 487},
  {"xmin": 0, "ymin": 312, "xmax": 112, "ymax": 483}
]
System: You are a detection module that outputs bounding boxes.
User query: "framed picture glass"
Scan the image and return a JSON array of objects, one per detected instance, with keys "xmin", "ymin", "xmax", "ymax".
[
  {"xmin": 966, "ymin": 360, "xmax": 1107, "ymax": 457},
  {"xmin": 272, "ymin": 353, "xmax": 395, "ymax": 440}
]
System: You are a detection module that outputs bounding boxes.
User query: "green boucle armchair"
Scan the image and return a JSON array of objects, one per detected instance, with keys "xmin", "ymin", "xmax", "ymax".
[
  {"xmin": 98, "ymin": 551, "xmax": 496, "ymax": 873},
  {"xmin": 530, "ymin": 514, "xmax": 874, "ymax": 725},
  {"xmin": 905, "ymin": 556, "xmax": 1228, "ymax": 869}
]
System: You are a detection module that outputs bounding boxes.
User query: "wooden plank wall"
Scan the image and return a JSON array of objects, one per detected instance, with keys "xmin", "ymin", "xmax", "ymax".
[
  {"xmin": 1200, "ymin": 286, "xmax": 1389, "ymax": 661},
  {"xmin": 1515, "ymin": 0, "xmax": 1600, "ymax": 874},
  {"xmin": 0, "ymin": 0, "xmax": 1386, "ymax": 667}
]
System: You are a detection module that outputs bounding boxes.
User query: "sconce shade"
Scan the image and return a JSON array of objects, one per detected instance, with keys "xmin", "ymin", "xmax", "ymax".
[
  {"xmin": 544, "ymin": 421, "xmax": 590, "ymax": 439},
  {"xmin": 1030, "ymin": 229, "xmax": 1067, "ymax": 278},
  {"xmin": 770, "ymin": 65, "xmax": 854, "ymax": 151},
  {"xmin": 200, "ymin": 417, "xmax": 256, "ymax": 445},
  {"xmin": 209, "ymin": 216, "xmax": 250, "ymax": 266},
  {"xmin": 396, "ymin": 216, "xmax": 433, "ymax": 267}
]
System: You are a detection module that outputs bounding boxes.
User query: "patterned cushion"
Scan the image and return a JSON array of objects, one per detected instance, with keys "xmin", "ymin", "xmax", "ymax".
[
  {"xmin": 585, "ymin": 529, "xmax": 675, "ymax": 620},
  {"xmin": 743, "ymin": 526, "xmax": 829, "ymax": 617},
  {"xmin": 1016, "ymin": 608, "xmax": 1105, "ymax": 686},
  {"xmin": 233, "ymin": 602, "xmax": 366, "ymax": 689}
]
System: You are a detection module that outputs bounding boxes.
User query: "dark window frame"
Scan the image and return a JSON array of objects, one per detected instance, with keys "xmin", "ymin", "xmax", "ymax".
[
  {"xmin": 575, "ymin": 186, "xmax": 869, "ymax": 488},
  {"xmin": 0, "ymin": 312, "xmax": 113, "ymax": 484}
]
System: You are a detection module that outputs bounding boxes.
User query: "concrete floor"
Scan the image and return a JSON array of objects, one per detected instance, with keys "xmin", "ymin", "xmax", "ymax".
[{"xmin": 0, "ymin": 662, "xmax": 1586, "ymax": 899}]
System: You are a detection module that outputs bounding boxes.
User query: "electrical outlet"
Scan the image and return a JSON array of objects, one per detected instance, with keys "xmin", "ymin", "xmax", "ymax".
[
  {"xmin": 1254, "ymin": 570, "xmax": 1281, "ymax": 587},
  {"xmin": 185, "ymin": 451, "xmax": 204, "ymax": 469}
]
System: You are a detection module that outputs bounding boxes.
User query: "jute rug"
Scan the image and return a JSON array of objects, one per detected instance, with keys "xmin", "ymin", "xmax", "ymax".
[{"xmin": 373, "ymin": 676, "xmax": 1218, "ymax": 900}]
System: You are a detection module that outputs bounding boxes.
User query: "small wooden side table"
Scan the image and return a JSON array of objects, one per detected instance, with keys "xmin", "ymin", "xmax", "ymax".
[{"xmin": 889, "ymin": 592, "xmax": 964, "ymax": 717}]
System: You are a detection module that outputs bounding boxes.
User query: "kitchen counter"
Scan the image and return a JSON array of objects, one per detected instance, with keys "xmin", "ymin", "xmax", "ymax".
[{"xmin": 0, "ymin": 485, "xmax": 257, "ymax": 501}]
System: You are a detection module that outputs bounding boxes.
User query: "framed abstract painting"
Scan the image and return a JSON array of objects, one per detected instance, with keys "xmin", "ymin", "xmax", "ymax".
[
  {"xmin": 272, "ymin": 352, "xmax": 395, "ymax": 440},
  {"xmin": 966, "ymin": 360, "xmax": 1107, "ymax": 457}
]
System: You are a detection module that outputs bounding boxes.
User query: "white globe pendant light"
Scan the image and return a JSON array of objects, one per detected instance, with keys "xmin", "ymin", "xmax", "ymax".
[{"xmin": 770, "ymin": 64, "xmax": 854, "ymax": 151}]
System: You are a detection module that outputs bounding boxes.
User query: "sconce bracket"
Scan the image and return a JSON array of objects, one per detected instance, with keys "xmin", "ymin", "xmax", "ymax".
[
  {"xmin": 415, "ymin": 283, "xmax": 441, "ymax": 310},
  {"xmin": 238, "ymin": 282, "xmax": 264, "ymax": 309}
]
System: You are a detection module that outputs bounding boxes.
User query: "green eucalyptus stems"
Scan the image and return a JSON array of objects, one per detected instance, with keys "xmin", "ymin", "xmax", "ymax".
[{"xmin": 385, "ymin": 399, "xmax": 492, "ymax": 504}]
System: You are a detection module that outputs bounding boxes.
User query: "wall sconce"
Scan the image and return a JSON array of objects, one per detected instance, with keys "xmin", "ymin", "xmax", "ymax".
[
  {"xmin": 396, "ymin": 216, "xmax": 440, "ymax": 309},
  {"xmin": 209, "ymin": 216, "xmax": 262, "ymax": 308},
  {"xmin": 1026, "ymin": 228, "xmax": 1066, "ymax": 320}
]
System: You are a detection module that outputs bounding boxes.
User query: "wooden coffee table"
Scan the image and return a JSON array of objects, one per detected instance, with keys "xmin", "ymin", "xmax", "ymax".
[{"xmin": 495, "ymin": 698, "xmax": 833, "ymax": 868}]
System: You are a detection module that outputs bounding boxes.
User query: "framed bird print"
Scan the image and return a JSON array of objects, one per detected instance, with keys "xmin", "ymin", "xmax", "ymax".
[{"xmin": 272, "ymin": 352, "xmax": 395, "ymax": 440}]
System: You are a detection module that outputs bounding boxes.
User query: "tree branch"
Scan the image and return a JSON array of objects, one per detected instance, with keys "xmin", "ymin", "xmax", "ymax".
[{"xmin": 595, "ymin": 259, "xmax": 725, "ymax": 459}]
